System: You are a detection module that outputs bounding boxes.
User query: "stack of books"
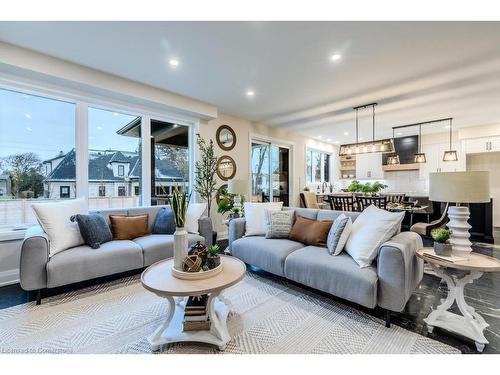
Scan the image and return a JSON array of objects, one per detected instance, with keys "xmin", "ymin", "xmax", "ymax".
[{"xmin": 183, "ymin": 295, "xmax": 210, "ymax": 331}]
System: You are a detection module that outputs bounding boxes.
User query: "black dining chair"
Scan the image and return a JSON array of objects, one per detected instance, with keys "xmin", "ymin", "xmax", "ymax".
[
  {"xmin": 327, "ymin": 195, "xmax": 357, "ymax": 212},
  {"xmin": 356, "ymin": 196, "xmax": 388, "ymax": 211},
  {"xmin": 384, "ymin": 193, "xmax": 406, "ymax": 203}
]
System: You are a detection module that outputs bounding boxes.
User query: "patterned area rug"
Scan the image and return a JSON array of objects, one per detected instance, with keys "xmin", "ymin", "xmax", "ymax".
[{"xmin": 0, "ymin": 272, "xmax": 459, "ymax": 354}]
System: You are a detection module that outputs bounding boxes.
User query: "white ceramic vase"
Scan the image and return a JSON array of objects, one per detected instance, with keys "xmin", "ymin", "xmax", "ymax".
[
  {"xmin": 447, "ymin": 206, "xmax": 473, "ymax": 257},
  {"xmin": 173, "ymin": 227, "xmax": 188, "ymax": 270}
]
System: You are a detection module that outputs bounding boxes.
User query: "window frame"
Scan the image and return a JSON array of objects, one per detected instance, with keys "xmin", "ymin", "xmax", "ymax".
[
  {"xmin": 0, "ymin": 76, "xmax": 198, "ymax": 239},
  {"xmin": 306, "ymin": 147, "xmax": 332, "ymax": 185},
  {"xmin": 60, "ymin": 186, "xmax": 71, "ymax": 199}
]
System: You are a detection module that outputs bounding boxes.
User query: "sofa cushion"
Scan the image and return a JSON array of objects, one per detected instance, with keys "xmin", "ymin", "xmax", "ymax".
[
  {"xmin": 152, "ymin": 207, "xmax": 176, "ymax": 235},
  {"xmin": 317, "ymin": 210, "xmax": 360, "ymax": 222},
  {"xmin": 70, "ymin": 213, "xmax": 113, "ymax": 249},
  {"xmin": 134, "ymin": 233, "xmax": 205, "ymax": 266},
  {"xmin": 47, "ymin": 240, "xmax": 143, "ymax": 288},
  {"xmin": 284, "ymin": 246, "xmax": 378, "ymax": 308},
  {"xmin": 231, "ymin": 236, "xmax": 304, "ymax": 276},
  {"xmin": 128, "ymin": 206, "xmax": 163, "ymax": 232}
]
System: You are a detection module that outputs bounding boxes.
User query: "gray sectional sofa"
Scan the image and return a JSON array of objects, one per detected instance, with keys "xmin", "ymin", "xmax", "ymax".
[
  {"xmin": 229, "ymin": 207, "xmax": 423, "ymax": 327},
  {"xmin": 20, "ymin": 205, "xmax": 213, "ymax": 304}
]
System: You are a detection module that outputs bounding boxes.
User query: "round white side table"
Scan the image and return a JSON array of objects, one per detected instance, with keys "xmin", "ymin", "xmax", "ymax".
[
  {"xmin": 416, "ymin": 248, "xmax": 500, "ymax": 352},
  {"xmin": 141, "ymin": 255, "xmax": 246, "ymax": 352}
]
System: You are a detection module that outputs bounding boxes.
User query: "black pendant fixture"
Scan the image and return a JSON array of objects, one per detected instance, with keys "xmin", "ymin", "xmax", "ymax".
[
  {"xmin": 414, "ymin": 123, "xmax": 427, "ymax": 163},
  {"xmin": 338, "ymin": 103, "xmax": 395, "ymax": 156},
  {"xmin": 386, "ymin": 128, "xmax": 400, "ymax": 165},
  {"xmin": 443, "ymin": 118, "xmax": 458, "ymax": 162}
]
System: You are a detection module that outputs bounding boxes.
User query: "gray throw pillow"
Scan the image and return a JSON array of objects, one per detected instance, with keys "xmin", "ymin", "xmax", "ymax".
[
  {"xmin": 152, "ymin": 207, "xmax": 176, "ymax": 234},
  {"xmin": 327, "ymin": 213, "xmax": 352, "ymax": 255},
  {"xmin": 70, "ymin": 213, "xmax": 113, "ymax": 249},
  {"xmin": 265, "ymin": 209, "xmax": 294, "ymax": 239}
]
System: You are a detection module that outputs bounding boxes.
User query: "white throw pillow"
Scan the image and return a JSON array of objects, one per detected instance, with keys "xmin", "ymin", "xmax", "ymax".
[
  {"xmin": 185, "ymin": 202, "xmax": 207, "ymax": 234},
  {"xmin": 31, "ymin": 198, "xmax": 88, "ymax": 257},
  {"xmin": 345, "ymin": 204, "xmax": 404, "ymax": 268},
  {"xmin": 327, "ymin": 213, "xmax": 353, "ymax": 256},
  {"xmin": 244, "ymin": 202, "xmax": 284, "ymax": 236}
]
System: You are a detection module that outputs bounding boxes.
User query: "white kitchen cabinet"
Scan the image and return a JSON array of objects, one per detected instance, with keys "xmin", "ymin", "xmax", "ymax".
[
  {"xmin": 419, "ymin": 141, "xmax": 465, "ymax": 179},
  {"xmin": 465, "ymin": 136, "xmax": 500, "ymax": 154},
  {"xmin": 356, "ymin": 153, "xmax": 384, "ymax": 180}
]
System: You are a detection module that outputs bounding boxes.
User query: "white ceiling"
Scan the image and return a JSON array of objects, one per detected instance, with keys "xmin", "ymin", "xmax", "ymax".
[{"xmin": 1, "ymin": 21, "xmax": 500, "ymax": 143}]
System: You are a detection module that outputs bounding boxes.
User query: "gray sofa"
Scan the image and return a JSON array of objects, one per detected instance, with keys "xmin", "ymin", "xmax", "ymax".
[
  {"xmin": 229, "ymin": 207, "xmax": 423, "ymax": 327},
  {"xmin": 20, "ymin": 205, "xmax": 213, "ymax": 304}
]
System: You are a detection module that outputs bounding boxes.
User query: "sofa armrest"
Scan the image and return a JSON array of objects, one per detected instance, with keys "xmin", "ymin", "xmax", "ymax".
[
  {"xmin": 228, "ymin": 218, "xmax": 246, "ymax": 250},
  {"xmin": 198, "ymin": 216, "xmax": 213, "ymax": 247},
  {"xmin": 20, "ymin": 225, "xmax": 49, "ymax": 291},
  {"xmin": 377, "ymin": 231, "xmax": 424, "ymax": 312}
]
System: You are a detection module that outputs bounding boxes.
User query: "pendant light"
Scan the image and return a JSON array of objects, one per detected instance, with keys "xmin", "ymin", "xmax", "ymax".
[
  {"xmin": 414, "ymin": 123, "xmax": 427, "ymax": 163},
  {"xmin": 339, "ymin": 103, "xmax": 395, "ymax": 156},
  {"xmin": 386, "ymin": 128, "xmax": 400, "ymax": 165},
  {"xmin": 443, "ymin": 118, "xmax": 458, "ymax": 162}
]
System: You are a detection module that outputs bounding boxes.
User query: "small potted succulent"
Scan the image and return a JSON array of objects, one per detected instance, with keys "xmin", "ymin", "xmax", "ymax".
[
  {"xmin": 206, "ymin": 244, "xmax": 221, "ymax": 269},
  {"xmin": 431, "ymin": 228, "xmax": 452, "ymax": 256}
]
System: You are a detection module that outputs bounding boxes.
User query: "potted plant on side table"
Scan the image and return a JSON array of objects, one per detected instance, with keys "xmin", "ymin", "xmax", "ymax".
[
  {"xmin": 431, "ymin": 228, "xmax": 452, "ymax": 256},
  {"xmin": 206, "ymin": 244, "xmax": 221, "ymax": 269}
]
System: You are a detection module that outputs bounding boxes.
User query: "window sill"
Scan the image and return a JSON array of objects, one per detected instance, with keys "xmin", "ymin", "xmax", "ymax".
[{"xmin": 0, "ymin": 228, "xmax": 27, "ymax": 242}]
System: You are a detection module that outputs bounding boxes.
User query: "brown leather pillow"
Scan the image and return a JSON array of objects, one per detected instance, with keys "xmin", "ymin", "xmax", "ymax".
[
  {"xmin": 289, "ymin": 215, "xmax": 333, "ymax": 247},
  {"xmin": 109, "ymin": 214, "xmax": 150, "ymax": 240}
]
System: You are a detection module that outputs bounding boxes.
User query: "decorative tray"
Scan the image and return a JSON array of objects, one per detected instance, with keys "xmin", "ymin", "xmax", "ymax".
[{"xmin": 171, "ymin": 263, "xmax": 223, "ymax": 280}]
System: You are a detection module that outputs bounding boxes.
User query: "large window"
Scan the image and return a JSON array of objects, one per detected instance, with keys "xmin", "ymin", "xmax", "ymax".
[
  {"xmin": 306, "ymin": 148, "xmax": 331, "ymax": 185},
  {"xmin": 87, "ymin": 107, "xmax": 141, "ymax": 209},
  {"xmin": 0, "ymin": 88, "xmax": 76, "ymax": 228}
]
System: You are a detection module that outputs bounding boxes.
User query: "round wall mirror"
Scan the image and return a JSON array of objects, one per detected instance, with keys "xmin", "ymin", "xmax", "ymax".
[
  {"xmin": 216, "ymin": 184, "xmax": 228, "ymax": 205},
  {"xmin": 216, "ymin": 125, "xmax": 237, "ymax": 151},
  {"xmin": 216, "ymin": 155, "xmax": 237, "ymax": 180}
]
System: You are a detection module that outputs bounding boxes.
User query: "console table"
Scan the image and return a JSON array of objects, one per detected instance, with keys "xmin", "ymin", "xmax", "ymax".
[{"xmin": 416, "ymin": 248, "xmax": 500, "ymax": 352}]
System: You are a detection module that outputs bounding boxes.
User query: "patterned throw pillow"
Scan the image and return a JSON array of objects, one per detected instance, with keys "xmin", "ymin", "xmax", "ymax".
[
  {"xmin": 70, "ymin": 213, "xmax": 113, "ymax": 249},
  {"xmin": 327, "ymin": 213, "xmax": 353, "ymax": 255},
  {"xmin": 265, "ymin": 210, "xmax": 294, "ymax": 239}
]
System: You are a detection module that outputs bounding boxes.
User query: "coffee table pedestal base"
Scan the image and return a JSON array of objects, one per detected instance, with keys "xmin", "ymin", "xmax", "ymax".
[{"xmin": 148, "ymin": 292, "xmax": 230, "ymax": 352}]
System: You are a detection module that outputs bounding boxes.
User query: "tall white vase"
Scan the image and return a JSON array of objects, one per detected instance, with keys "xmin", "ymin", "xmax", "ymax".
[
  {"xmin": 447, "ymin": 206, "xmax": 472, "ymax": 257},
  {"xmin": 173, "ymin": 227, "xmax": 188, "ymax": 270}
]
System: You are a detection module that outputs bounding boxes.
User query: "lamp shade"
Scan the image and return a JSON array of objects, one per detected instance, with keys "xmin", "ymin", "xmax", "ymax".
[
  {"xmin": 227, "ymin": 179, "xmax": 249, "ymax": 196},
  {"xmin": 429, "ymin": 171, "xmax": 490, "ymax": 203}
]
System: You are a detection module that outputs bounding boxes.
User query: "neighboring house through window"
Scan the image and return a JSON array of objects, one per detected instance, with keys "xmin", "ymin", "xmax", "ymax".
[{"xmin": 118, "ymin": 164, "xmax": 124, "ymax": 177}]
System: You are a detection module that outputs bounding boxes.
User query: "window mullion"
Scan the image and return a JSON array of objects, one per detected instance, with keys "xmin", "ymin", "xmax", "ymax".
[{"xmin": 75, "ymin": 101, "xmax": 89, "ymax": 200}]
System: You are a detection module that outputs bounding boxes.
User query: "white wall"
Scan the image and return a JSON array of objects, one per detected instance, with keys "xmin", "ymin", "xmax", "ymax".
[{"xmin": 198, "ymin": 113, "xmax": 337, "ymax": 235}]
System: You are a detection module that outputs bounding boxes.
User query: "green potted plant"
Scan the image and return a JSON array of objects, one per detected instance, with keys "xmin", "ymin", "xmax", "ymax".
[
  {"xmin": 217, "ymin": 192, "xmax": 245, "ymax": 218},
  {"xmin": 172, "ymin": 185, "xmax": 190, "ymax": 270},
  {"xmin": 431, "ymin": 228, "xmax": 452, "ymax": 256},
  {"xmin": 194, "ymin": 134, "xmax": 218, "ymax": 218},
  {"xmin": 206, "ymin": 244, "xmax": 221, "ymax": 269}
]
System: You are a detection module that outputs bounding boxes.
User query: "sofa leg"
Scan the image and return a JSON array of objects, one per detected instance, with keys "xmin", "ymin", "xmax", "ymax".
[
  {"xmin": 385, "ymin": 310, "xmax": 391, "ymax": 328},
  {"xmin": 36, "ymin": 290, "xmax": 42, "ymax": 305}
]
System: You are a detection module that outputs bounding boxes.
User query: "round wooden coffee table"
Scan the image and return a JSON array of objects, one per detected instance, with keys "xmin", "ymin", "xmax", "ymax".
[
  {"xmin": 141, "ymin": 255, "xmax": 246, "ymax": 351},
  {"xmin": 416, "ymin": 247, "xmax": 500, "ymax": 352}
]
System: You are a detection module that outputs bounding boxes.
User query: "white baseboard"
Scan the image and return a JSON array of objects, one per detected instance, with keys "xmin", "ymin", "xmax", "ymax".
[{"xmin": 0, "ymin": 269, "xmax": 19, "ymax": 287}]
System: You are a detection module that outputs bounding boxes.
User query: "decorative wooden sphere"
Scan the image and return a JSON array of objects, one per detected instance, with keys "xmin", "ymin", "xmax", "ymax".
[{"xmin": 182, "ymin": 254, "xmax": 202, "ymax": 272}]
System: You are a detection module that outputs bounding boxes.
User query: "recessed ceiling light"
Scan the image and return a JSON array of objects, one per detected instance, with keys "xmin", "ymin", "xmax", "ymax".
[
  {"xmin": 343, "ymin": 131, "xmax": 349, "ymax": 136},
  {"xmin": 24, "ymin": 113, "xmax": 31, "ymax": 119},
  {"xmin": 169, "ymin": 59, "xmax": 179, "ymax": 67},
  {"xmin": 397, "ymin": 132, "xmax": 402, "ymax": 136},
  {"xmin": 326, "ymin": 138, "xmax": 332, "ymax": 142},
  {"xmin": 317, "ymin": 135, "xmax": 323, "ymax": 139},
  {"xmin": 246, "ymin": 90, "xmax": 255, "ymax": 97},
  {"xmin": 335, "ymin": 141, "xmax": 340, "ymax": 144},
  {"xmin": 444, "ymin": 125, "xmax": 450, "ymax": 129},
  {"xmin": 330, "ymin": 54, "xmax": 342, "ymax": 62}
]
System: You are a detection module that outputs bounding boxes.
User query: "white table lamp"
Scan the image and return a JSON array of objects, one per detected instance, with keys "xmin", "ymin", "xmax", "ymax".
[
  {"xmin": 227, "ymin": 179, "xmax": 249, "ymax": 216},
  {"xmin": 429, "ymin": 171, "xmax": 490, "ymax": 257}
]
